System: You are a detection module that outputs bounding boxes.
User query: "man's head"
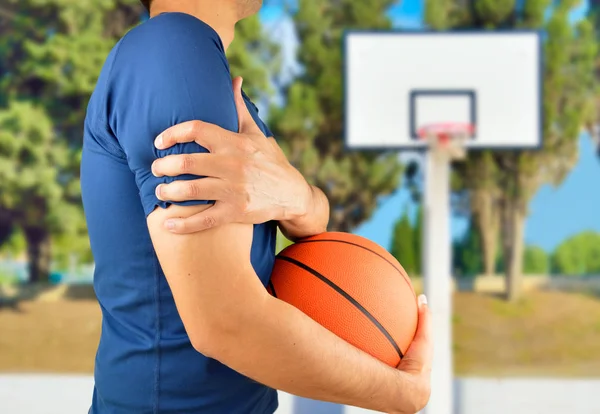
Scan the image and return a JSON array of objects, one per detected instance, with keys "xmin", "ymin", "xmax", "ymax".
[{"xmin": 141, "ymin": 0, "xmax": 262, "ymax": 20}]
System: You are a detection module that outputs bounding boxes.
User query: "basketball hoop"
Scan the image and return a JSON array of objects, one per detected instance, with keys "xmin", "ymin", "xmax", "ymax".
[{"xmin": 418, "ymin": 122, "xmax": 474, "ymax": 161}]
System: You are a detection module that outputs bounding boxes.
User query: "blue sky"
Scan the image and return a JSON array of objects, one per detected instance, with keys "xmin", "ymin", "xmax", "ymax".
[{"xmin": 260, "ymin": 1, "xmax": 598, "ymax": 253}]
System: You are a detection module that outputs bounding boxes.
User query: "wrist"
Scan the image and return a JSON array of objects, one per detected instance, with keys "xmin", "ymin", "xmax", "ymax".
[
  {"xmin": 388, "ymin": 370, "xmax": 429, "ymax": 414},
  {"xmin": 297, "ymin": 180, "xmax": 314, "ymax": 220},
  {"xmin": 282, "ymin": 177, "xmax": 313, "ymax": 222}
]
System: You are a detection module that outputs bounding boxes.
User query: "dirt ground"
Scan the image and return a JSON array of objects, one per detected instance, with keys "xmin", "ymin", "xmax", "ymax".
[{"xmin": 1, "ymin": 290, "xmax": 600, "ymax": 376}]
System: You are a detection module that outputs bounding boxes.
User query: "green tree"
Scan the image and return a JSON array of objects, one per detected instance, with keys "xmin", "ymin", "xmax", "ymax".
[
  {"xmin": 453, "ymin": 220, "xmax": 483, "ymax": 277},
  {"xmin": 0, "ymin": 0, "xmax": 140, "ymax": 281},
  {"xmin": 0, "ymin": 214, "xmax": 14, "ymax": 247},
  {"xmin": 426, "ymin": 0, "xmax": 598, "ymax": 301},
  {"xmin": 269, "ymin": 0, "xmax": 403, "ymax": 232},
  {"xmin": 413, "ymin": 205, "xmax": 423, "ymax": 275},
  {"xmin": 0, "ymin": 227, "xmax": 26, "ymax": 258},
  {"xmin": 0, "ymin": 101, "xmax": 75, "ymax": 281},
  {"xmin": 552, "ymin": 232, "xmax": 600, "ymax": 275},
  {"xmin": 0, "ymin": 0, "xmax": 277, "ymax": 280},
  {"xmin": 522, "ymin": 245, "xmax": 549, "ymax": 274},
  {"xmin": 455, "ymin": 153, "xmax": 501, "ymax": 277},
  {"xmin": 226, "ymin": 14, "xmax": 279, "ymax": 101},
  {"xmin": 390, "ymin": 212, "xmax": 417, "ymax": 275},
  {"xmin": 588, "ymin": 0, "xmax": 600, "ymax": 156}
]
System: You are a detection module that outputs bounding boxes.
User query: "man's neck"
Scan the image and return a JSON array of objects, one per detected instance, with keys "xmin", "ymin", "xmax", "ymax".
[{"xmin": 150, "ymin": 0, "xmax": 237, "ymax": 50}]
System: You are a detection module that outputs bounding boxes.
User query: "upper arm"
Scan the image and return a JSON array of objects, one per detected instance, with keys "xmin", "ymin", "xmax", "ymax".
[
  {"xmin": 106, "ymin": 14, "xmax": 238, "ymax": 216},
  {"xmin": 104, "ymin": 15, "xmax": 269, "ymax": 348},
  {"xmin": 147, "ymin": 204, "xmax": 269, "ymax": 352}
]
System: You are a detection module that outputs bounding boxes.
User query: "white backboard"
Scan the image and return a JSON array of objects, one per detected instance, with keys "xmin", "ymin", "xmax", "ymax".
[{"xmin": 344, "ymin": 31, "xmax": 542, "ymax": 149}]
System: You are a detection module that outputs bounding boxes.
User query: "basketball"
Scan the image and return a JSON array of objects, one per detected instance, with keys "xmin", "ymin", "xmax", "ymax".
[{"xmin": 268, "ymin": 232, "xmax": 418, "ymax": 368}]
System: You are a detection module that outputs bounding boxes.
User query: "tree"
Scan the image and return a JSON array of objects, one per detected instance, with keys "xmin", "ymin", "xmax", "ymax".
[
  {"xmin": 552, "ymin": 232, "xmax": 600, "ymax": 275},
  {"xmin": 0, "ymin": 101, "xmax": 75, "ymax": 282},
  {"xmin": 452, "ymin": 220, "xmax": 483, "ymax": 277},
  {"xmin": 0, "ymin": 0, "xmax": 139, "ymax": 281},
  {"xmin": 455, "ymin": 153, "xmax": 501, "ymax": 277},
  {"xmin": 499, "ymin": 1, "xmax": 597, "ymax": 300},
  {"xmin": 390, "ymin": 212, "xmax": 417, "ymax": 275},
  {"xmin": 413, "ymin": 205, "xmax": 423, "ymax": 275},
  {"xmin": 425, "ymin": 0, "xmax": 598, "ymax": 301},
  {"xmin": 588, "ymin": 0, "xmax": 600, "ymax": 158},
  {"xmin": 0, "ymin": 212, "xmax": 14, "ymax": 248},
  {"xmin": 523, "ymin": 245, "xmax": 549, "ymax": 275},
  {"xmin": 269, "ymin": 0, "xmax": 403, "ymax": 232},
  {"xmin": 0, "ymin": 0, "xmax": 277, "ymax": 281},
  {"xmin": 226, "ymin": 14, "xmax": 280, "ymax": 101}
]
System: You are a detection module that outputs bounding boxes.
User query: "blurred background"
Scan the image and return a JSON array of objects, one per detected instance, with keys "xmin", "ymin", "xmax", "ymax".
[{"xmin": 1, "ymin": 0, "xmax": 600, "ymax": 413}]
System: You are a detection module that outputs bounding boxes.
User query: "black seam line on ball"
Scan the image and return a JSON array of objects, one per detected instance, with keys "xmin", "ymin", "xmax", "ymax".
[
  {"xmin": 293, "ymin": 239, "xmax": 412, "ymax": 289},
  {"xmin": 294, "ymin": 239, "xmax": 402, "ymax": 276},
  {"xmin": 277, "ymin": 255, "xmax": 403, "ymax": 359}
]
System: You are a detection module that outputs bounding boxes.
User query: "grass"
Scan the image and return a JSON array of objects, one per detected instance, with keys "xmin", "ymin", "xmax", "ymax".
[
  {"xmin": 489, "ymin": 296, "xmax": 535, "ymax": 318},
  {"xmin": 453, "ymin": 290, "xmax": 600, "ymax": 377},
  {"xmin": 1, "ymin": 288, "xmax": 600, "ymax": 376}
]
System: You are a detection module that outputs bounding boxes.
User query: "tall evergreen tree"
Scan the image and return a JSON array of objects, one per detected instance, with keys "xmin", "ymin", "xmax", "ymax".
[
  {"xmin": 413, "ymin": 205, "xmax": 423, "ymax": 275},
  {"xmin": 226, "ymin": 14, "xmax": 279, "ymax": 101},
  {"xmin": 390, "ymin": 212, "xmax": 417, "ymax": 275},
  {"xmin": 452, "ymin": 220, "xmax": 483, "ymax": 277},
  {"xmin": 0, "ymin": 0, "xmax": 277, "ymax": 281},
  {"xmin": 269, "ymin": 0, "xmax": 403, "ymax": 232},
  {"xmin": 425, "ymin": 0, "xmax": 598, "ymax": 301},
  {"xmin": 0, "ymin": 0, "xmax": 122, "ymax": 281},
  {"xmin": 588, "ymin": 0, "xmax": 600, "ymax": 157}
]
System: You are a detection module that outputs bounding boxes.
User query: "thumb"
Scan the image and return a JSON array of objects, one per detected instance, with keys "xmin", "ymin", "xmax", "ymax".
[
  {"xmin": 399, "ymin": 295, "xmax": 433, "ymax": 372},
  {"xmin": 232, "ymin": 76, "xmax": 262, "ymax": 135}
]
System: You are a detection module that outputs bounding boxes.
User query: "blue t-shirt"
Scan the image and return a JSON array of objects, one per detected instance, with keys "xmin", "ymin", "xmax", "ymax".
[{"xmin": 81, "ymin": 12, "xmax": 278, "ymax": 414}]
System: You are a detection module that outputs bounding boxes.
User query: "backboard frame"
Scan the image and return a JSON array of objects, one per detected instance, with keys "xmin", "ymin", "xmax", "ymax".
[{"xmin": 342, "ymin": 29, "xmax": 544, "ymax": 152}]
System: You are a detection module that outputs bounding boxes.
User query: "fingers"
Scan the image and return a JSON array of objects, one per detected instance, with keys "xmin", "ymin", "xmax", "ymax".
[
  {"xmin": 414, "ymin": 295, "xmax": 433, "ymax": 370},
  {"xmin": 400, "ymin": 295, "xmax": 433, "ymax": 372},
  {"xmin": 154, "ymin": 120, "xmax": 233, "ymax": 152},
  {"xmin": 163, "ymin": 203, "xmax": 234, "ymax": 234},
  {"xmin": 415, "ymin": 295, "xmax": 431, "ymax": 343},
  {"xmin": 155, "ymin": 178, "xmax": 225, "ymax": 203},
  {"xmin": 232, "ymin": 76, "xmax": 263, "ymax": 135},
  {"xmin": 152, "ymin": 153, "xmax": 232, "ymax": 178}
]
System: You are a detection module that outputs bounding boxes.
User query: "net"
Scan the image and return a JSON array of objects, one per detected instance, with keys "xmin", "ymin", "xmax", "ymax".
[{"xmin": 417, "ymin": 122, "xmax": 473, "ymax": 160}]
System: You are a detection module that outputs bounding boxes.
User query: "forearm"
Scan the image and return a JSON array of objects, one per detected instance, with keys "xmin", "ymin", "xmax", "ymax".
[
  {"xmin": 148, "ymin": 205, "xmax": 416, "ymax": 413},
  {"xmin": 279, "ymin": 184, "xmax": 329, "ymax": 241},
  {"xmin": 206, "ymin": 294, "xmax": 414, "ymax": 413}
]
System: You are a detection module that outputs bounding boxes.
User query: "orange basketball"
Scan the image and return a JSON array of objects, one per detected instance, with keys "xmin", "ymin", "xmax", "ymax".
[{"xmin": 268, "ymin": 232, "xmax": 418, "ymax": 368}]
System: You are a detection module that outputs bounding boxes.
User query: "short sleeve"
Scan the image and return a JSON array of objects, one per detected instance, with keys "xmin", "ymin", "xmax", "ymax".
[{"xmin": 104, "ymin": 13, "xmax": 240, "ymax": 217}]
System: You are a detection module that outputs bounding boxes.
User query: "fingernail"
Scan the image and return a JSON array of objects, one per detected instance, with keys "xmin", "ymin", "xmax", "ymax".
[
  {"xmin": 165, "ymin": 220, "xmax": 176, "ymax": 231},
  {"xmin": 155, "ymin": 184, "xmax": 163, "ymax": 199},
  {"xmin": 151, "ymin": 162, "xmax": 158, "ymax": 177},
  {"xmin": 418, "ymin": 295, "xmax": 428, "ymax": 306},
  {"xmin": 154, "ymin": 134, "xmax": 163, "ymax": 149}
]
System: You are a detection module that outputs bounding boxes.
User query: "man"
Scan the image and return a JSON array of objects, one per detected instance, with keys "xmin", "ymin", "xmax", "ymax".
[{"xmin": 81, "ymin": 0, "xmax": 432, "ymax": 413}]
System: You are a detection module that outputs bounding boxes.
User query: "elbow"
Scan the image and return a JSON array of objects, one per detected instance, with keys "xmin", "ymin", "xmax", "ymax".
[
  {"xmin": 188, "ymin": 327, "xmax": 219, "ymax": 358},
  {"xmin": 187, "ymin": 303, "xmax": 264, "ymax": 360},
  {"xmin": 187, "ymin": 320, "xmax": 236, "ymax": 360}
]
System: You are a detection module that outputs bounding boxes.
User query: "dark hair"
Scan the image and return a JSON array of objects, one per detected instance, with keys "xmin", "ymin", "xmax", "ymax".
[{"xmin": 141, "ymin": 0, "xmax": 152, "ymax": 10}]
